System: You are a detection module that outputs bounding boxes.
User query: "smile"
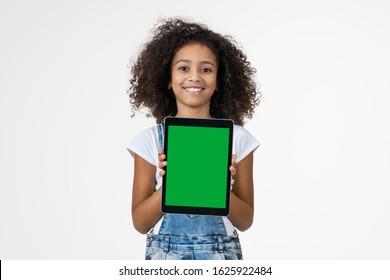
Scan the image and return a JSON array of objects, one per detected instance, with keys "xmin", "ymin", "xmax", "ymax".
[{"xmin": 184, "ymin": 87, "xmax": 203, "ymax": 94}]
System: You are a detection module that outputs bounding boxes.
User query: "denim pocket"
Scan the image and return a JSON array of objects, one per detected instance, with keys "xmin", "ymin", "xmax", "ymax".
[
  {"xmin": 145, "ymin": 235, "xmax": 164, "ymax": 260},
  {"xmin": 145, "ymin": 243, "xmax": 167, "ymax": 260},
  {"xmin": 223, "ymin": 237, "xmax": 243, "ymax": 260}
]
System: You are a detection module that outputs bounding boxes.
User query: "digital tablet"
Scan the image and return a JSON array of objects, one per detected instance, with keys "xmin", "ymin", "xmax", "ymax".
[{"xmin": 161, "ymin": 117, "xmax": 233, "ymax": 216}]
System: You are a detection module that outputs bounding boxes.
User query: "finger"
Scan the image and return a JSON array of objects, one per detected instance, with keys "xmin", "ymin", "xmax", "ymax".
[
  {"xmin": 231, "ymin": 178, "xmax": 235, "ymax": 186},
  {"xmin": 159, "ymin": 170, "xmax": 166, "ymax": 177},
  {"xmin": 158, "ymin": 151, "xmax": 166, "ymax": 161},
  {"xmin": 229, "ymin": 166, "xmax": 236, "ymax": 176},
  {"xmin": 231, "ymin": 154, "xmax": 237, "ymax": 167},
  {"xmin": 158, "ymin": 161, "xmax": 167, "ymax": 169}
]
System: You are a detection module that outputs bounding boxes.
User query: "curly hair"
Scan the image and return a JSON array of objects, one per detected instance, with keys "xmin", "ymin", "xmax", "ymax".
[{"xmin": 128, "ymin": 18, "xmax": 260, "ymax": 126}]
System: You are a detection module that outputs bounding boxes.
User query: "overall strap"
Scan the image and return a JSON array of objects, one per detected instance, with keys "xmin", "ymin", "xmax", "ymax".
[{"xmin": 157, "ymin": 122, "xmax": 164, "ymax": 151}]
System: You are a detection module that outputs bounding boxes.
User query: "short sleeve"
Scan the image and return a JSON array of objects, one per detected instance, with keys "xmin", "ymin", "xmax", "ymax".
[
  {"xmin": 127, "ymin": 126, "xmax": 159, "ymax": 167},
  {"xmin": 233, "ymin": 125, "xmax": 260, "ymax": 163}
]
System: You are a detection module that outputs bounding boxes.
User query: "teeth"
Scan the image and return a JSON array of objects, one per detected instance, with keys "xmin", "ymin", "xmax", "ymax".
[{"xmin": 185, "ymin": 87, "xmax": 202, "ymax": 92}]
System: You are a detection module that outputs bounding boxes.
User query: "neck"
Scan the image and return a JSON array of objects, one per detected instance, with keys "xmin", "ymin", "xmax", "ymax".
[{"xmin": 176, "ymin": 109, "xmax": 212, "ymax": 119}]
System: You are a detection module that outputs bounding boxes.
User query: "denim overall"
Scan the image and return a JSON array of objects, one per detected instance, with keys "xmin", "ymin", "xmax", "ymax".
[{"xmin": 144, "ymin": 123, "xmax": 243, "ymax": 260}]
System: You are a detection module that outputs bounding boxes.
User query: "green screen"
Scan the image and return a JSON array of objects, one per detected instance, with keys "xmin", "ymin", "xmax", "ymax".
[{"xmin": 165, "ymin": 125, "xmax": 229, "ymax": 208}]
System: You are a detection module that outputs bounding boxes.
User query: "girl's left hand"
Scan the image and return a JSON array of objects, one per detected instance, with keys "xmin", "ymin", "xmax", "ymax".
[{"xmin": 229, "ymin": 154, "xmax": 237, "ymax": 186}]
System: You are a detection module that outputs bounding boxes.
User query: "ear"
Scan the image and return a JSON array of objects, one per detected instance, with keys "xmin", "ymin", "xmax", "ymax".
[{"xmin": 168, "ymin": 82, "xmax": 172, "ymax": 89}]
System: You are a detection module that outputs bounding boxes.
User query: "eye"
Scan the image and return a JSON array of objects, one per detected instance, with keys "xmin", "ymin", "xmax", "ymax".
[
  {"xmin": 178, "ymin": 66, "xmax": 189, "ymax": 72},
  {"xmin": 201, "ymin": 67, "xmax": 212, "ymax": 73}
]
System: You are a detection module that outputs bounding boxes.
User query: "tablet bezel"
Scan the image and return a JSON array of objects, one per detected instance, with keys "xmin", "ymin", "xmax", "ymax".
[{"xmin": 161, "ymin": 116, "xmax": 233, "ymax": 216}]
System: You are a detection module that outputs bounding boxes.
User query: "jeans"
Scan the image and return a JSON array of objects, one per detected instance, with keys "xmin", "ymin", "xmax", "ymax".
[{"xmin": 145, "ymin": 214, "xmax": 243, "ymax": 260}]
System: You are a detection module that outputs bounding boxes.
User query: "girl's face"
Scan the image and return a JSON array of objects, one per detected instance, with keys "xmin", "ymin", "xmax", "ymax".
[{"xmin": 169, "ymin": 43, "xmax": 218, "ymax": 117}]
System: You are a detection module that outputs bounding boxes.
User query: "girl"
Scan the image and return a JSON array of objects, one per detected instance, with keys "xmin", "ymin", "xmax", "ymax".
[{"xmin": 127, "ymin": 18, "xmax": 261, "ymax": 260}]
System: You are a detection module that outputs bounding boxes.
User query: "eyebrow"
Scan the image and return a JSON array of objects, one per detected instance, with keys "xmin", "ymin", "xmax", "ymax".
[{"xmin": 174, "ymin": 59, "xmax": 216, "ymax": 67}]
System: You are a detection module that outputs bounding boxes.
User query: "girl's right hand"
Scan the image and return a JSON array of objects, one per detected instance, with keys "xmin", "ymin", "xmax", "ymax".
[{"xmin": 158, "ymin": 150, "xmax": 167, "ymax": 176}]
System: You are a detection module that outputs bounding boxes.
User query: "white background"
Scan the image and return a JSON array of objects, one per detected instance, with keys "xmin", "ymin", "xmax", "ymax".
[{"xmin": 1, "ymin": 0, "xmax": 389, "ymax": 259}]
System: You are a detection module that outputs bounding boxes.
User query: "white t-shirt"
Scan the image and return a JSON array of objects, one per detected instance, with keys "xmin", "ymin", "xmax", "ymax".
[{"xmin": 127, "ymin": 124, "xmax": 260, "ymax": 235}]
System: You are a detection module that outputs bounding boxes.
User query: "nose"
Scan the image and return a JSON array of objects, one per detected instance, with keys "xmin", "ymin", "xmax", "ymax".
[{"xmin": 188, "ymin": 69, "xmax": 200, "ymax": 82}]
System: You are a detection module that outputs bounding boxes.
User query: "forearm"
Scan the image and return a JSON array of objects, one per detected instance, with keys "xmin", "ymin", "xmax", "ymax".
[
  {"xmin": 228, "ymin": 193, "xmax": 254, "ymax": 232},
  {"xmin": 132, "ymin": 188, "xmax": 163, "ymax": 234}
]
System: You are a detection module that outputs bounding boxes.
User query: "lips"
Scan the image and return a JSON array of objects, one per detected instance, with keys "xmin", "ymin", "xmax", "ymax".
[{"xmin": 183, "ymin": 87, "xmax": 203, "ymax": 94}]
